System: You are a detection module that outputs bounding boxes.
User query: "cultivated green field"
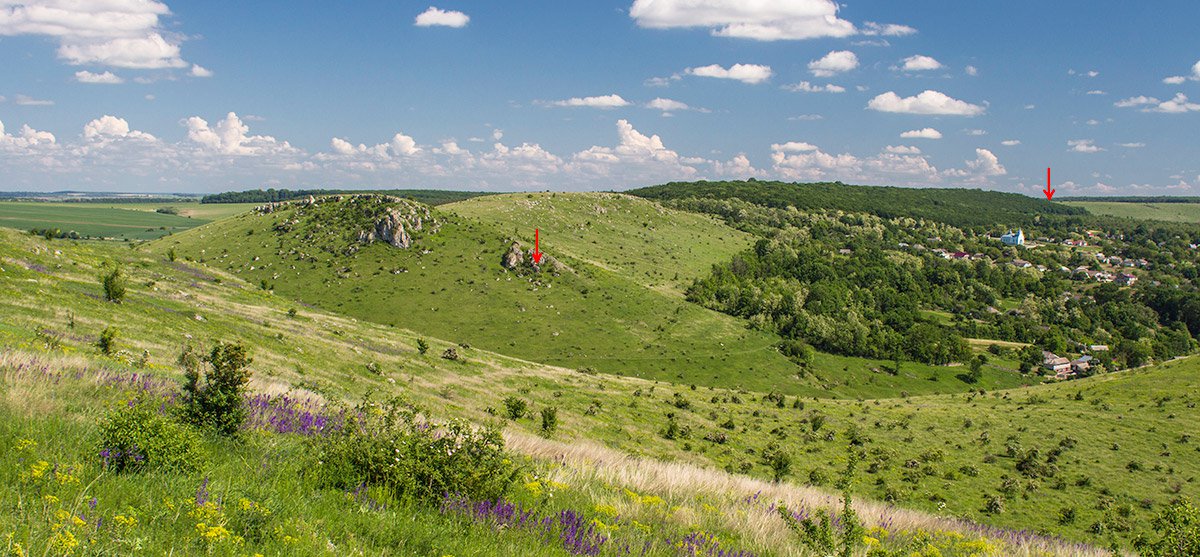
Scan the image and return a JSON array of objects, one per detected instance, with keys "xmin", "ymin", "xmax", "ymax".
[
  {"xmin": 0, "ymin": 201, "xmax": 251, "ymax": 240},
  {"xmin": 160, "ymin": 193, "xmax": 1026, "ymax": 398},
  {"xmin": 0, "ymin": 226, "xmax": 1189, "ymax": 554},
  {"xmin": 1066, "ymin": 201, "xmax": 1200, "ymax": 223}
]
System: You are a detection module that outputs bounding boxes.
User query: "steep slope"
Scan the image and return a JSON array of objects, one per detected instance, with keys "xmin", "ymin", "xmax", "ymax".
[{"xmin": 159, "ymin": 193, "xmax": 813, "ymax": 394}]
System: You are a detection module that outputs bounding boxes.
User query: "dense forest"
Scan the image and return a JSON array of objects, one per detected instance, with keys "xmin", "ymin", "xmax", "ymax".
[
  {"xmin": 673, "ymin": 193, "xmax": 1200, "ymax": 372},
  {"xmin": 629, "ymin": 180, "xmax": 1086, "ymax": 229},
  {"xmin": 201, "ymin": 188, "xmax": 492, "ymax": 206}
]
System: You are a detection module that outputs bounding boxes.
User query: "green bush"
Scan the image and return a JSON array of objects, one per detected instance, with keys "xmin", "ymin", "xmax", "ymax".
[
  {"xmin": 96, "ymin": 327, "xmax": 119, "ymax": 356},
  {"xmin": 101, "ymin": 265, "xmax": 126, "ymax": 302},
  {"xmin": 503, "ymin": 396, "xmax": 527, "ymax": 420},
  {"xmin": 540, "ymin": 406, "xmax": 558, "ymax": 437},
  {"xmin": 1135, "ymin": 498, "xmax": 1200, "ymax": 556},
  {"xmin": 180, "ymin": 342, "xmax": 253, "ymax": 436},
  {"xmin": 313, "ymin": 396, "xmax": 518, "ymax": 504},
  {"xmin": 98, "ymin": 403, "xmax": 204, "ymax": 473},
  {"xmin": 416, "ymin": 338, "xmax": 429, "ymax": 355}
]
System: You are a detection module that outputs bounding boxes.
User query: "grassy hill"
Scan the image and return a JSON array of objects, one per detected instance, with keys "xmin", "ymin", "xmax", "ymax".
[
  {"xmin": 628, "ymin": 180, "xmax": 1085, "ymax": 230},
  {"xmin": 0, "ymin": 227, "xmax": 1191, "ymax": 554},
  {"xmin": 158, "ymin": 193, "xmax": 1025, "ymax": 398},
  {"xmin": 1064, "ymin": 201, "xmax": 1200, "ymax": 223}
]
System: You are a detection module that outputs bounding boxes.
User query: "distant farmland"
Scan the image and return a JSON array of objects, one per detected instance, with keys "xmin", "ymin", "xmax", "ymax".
[
  {"xmin": 1066, "ymin": 201, "xmax": 1200, "ymax": 223},
  {"xmin": 0, "ymin": 202, "xmax": 239, "ymax": 240}
]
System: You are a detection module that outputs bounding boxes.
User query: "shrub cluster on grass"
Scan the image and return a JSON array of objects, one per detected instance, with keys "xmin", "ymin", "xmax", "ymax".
[
  {"xmin": 98, "ymin": 402, "xmax": 204, "ymax": 473},
  {"xmin": 312, "ymin": 396, "xmax": 518, "ymax": 504}
]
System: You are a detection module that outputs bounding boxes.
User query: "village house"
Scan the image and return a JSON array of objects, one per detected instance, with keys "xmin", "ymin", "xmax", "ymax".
[
  {"xmin": 1071, "ymin": 355, "xmax": 1093, "ymax": 375},
  {"xmin": 1012, "ymin": 259, "xmax": 1033, "ymax": 269},
  {"xmin": 1088, "ymin": 344, "xmax": 1109, "ymax": 353},
  {"xmin": 951, "ymin": 251, "xmax": 971, "ymax": 260},
  {"xmin": 1043, "ymin": 351, "xmax": 1072, "ymax": 376},
  {"xmin": 1116, "ymin": 273, "xmax": 1137, "ymax": 286}
]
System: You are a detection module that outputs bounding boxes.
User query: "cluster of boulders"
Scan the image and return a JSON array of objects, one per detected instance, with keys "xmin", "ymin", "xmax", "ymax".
[
  {"xmin": 254, "ymin": 194, "xmax": 439, "ymax": 251},
  {"xmin": 500, "ymin": 241, "xmax": 565, "ymax": 274}
]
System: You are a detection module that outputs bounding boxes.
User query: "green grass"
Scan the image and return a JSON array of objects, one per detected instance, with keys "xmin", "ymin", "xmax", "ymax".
[
  {"xmin": 1066, "ymin": 201, "xmax": 1200, "ymax": 223},
  {"xmin": 158, "ymin": 193, "xmax": 1022, "ymax": 399},
  {"xmin": 0, "ymin": 227, "xmax": 1189, "ymax": 553},
  {"xmin": 0, "ymin": 201, "xmax": 235, "ymax": 240}
]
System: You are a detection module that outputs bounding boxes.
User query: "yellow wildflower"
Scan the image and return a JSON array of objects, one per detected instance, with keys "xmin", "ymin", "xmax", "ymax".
[
  {"xmin": 864, "ymin": 536, "xmax": 880, "ymax": 546},
  {"xmin": 49, "ymin": 530, "xmax": 79, "ymax": 555},
  {"xmin": 593, "ymin": 504, "xmax": 619, "ymax": 517},
  {"xmin": 29, "ymin": 461, "xmax": 50, "ymax": 480},
  {"xmin": 113, "ymin": 515, "xmax": 138, "ymax": 528},
  {"xmin": 14, "ymin": 438, "xmax": 36, "ymax": 451},
  {"xmin": 44, "ymin": 494, "xmax": 60, "ymax": 505}
]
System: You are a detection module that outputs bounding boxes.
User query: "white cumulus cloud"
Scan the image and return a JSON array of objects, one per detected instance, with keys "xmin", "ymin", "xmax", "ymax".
[
  {"xmin": 867, "ymin": 90, "xmax": 985, "ymax": 116},
  {"xmin": 185, "ymin": 112, "xmax": 293, "ymax": 156},
  {"xmin": 83, "ymin": 115, "xmax": 156, "ymax": 142},
  {"xmin": 685, "ymin": 63, "xmax": 772, "ymax": 84},
  {"xmin": 548, "ymin": 94, "xmax": 631, "ymax": 108},
  {"xmin": 629, "ymin": 0, "xmax": 861, "ymax": 41},
  {"xmin": 1068, "ymin": 139, "xmax": 1103, "ymax": 153},
  {"xmin": 861, "ymin": 22, "xmax": 916, "ymax": 36},
  {"xmin": 75, "ymin": 70, "xmax": 123, "ymax": 84},
  {"xmin": 900, "ymin": 128, "xmax": 942, "ymax": 139},
  {"xmin": 1000, "ymin": 139, "xmax": 1020, "ymax": 146},
  {"xmin": 885, "ymin": 145, "xmax": 921, "ymax": 154},
  {"xmin": 783, "ymin": 81, "xmax": 845, "ymax": 93},
  {"xmin": 414, "ymin": 7, "xmax": 469, "ymax": 28},
  {"xmin": 189, "ymin": 64, "xmax": 212, "ymax": 77},
  {"xmin": 0, "ymin": 0, "xmax": 191, "ymax": 69},
  {"xmin": 808, "ymin": 50, "xmax": 858, "ymax": 77},
  {"xmin": 900, "ymin": 55, "xmax": 942, "ymax": 71}
]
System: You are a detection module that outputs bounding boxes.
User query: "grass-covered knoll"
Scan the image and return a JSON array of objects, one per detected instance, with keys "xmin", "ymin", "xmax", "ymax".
[
  {"xmin": 0, "ymin": 229, "xmax": 1111, "ymax": 556},
  {"xmin": 629, "ymin": 180, "xmax": 1084, "ymax": 230},
  {"xmin": 447, "ymin": 192, "xmax": 750, "ymax": 296},
  {"xmin": 0, "ymin": 202, "xmax": 209, "ymax": 240},
  {"xmin": 1064, "ymin": 201, "xmax": 1200, "ymax": 224}
]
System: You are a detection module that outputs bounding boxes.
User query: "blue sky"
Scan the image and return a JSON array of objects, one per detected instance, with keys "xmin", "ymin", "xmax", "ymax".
[{"xmin": 1, "ymin": 1, "xmax": 1198, "ymax": 195}]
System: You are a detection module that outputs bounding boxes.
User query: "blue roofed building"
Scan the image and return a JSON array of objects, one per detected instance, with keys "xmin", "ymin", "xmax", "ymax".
[{"xmin": 1000, "ymin": 229, "xmax": 1025, "ymax": 246}]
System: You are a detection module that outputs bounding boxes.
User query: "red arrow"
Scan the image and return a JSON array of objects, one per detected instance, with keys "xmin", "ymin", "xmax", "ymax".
[
  {"xmin": 531, "ymin": 228, "xmax": 543, "ymax": 264},
  {"xmin": 1043, "ymin": 167, "xmax": 1055, "ymax": 200}
]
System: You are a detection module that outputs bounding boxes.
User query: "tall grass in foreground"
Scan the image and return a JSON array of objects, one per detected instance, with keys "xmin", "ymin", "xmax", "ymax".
[{"xmin": 0, "ymin": 347, "xmax": 1143, "ymax": 556}]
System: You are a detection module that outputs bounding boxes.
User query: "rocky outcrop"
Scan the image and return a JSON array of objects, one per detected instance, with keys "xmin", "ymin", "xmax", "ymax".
[
  {"xmin": 501, "ymin": 242, "xmax": 524, "ymax": 269},
  {"xmin": 371, "ymin": 207, "xmax": 413, "ymax": 248}
]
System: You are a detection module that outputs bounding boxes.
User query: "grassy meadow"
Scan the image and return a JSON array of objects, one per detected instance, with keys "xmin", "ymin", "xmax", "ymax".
[
  {"xmin": 1065, "ymin": 201, "xmax": 1200, "ymax": 223},
  {"xmin": 0, "ymin": 201, "xmax": 256, "ymax": 240},
  {"xmin": 1, "ymin": 222, "xmax": 1195, "ymax": 554}
]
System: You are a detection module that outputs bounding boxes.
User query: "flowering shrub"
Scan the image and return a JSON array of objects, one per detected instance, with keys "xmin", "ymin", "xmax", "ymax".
[
  {"xmin": 98, "ymin": 402, "xmax": 203, "ymax": 473},
  {"xmin": 313, "ymin": 396, "xmax": 519, "ymax": 504}
]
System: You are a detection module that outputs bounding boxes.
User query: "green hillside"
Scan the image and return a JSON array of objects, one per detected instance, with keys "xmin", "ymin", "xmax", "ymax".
[
  {"xmin": 0, "ymin": 227, "xmax": 1192, "ymax": 554},
  {"xmin": 158, "ymin": 193, "xmax": 1022, "ymax": 398},
  {"xmin": 629, "ymin": 180, "xmax": 1086, "ymax": 230},
  {"xmin": 159, "ymin": 193, "xmax": 808, "ymax": 394}
]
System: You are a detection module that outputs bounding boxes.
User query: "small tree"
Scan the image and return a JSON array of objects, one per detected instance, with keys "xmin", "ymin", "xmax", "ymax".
[
  {"xmin": 180, "ymin": 342, "xmax": 253, "ymax": 436},
  {"xmin": 503, "ymin": 396, "xmax": 527, "ymax": 420},
  {"xmin": 540, "ymin": 407, "xmax": 558, "ymax": 437},
  {"xmin": 416, "ymin": 338, "xmax": 429, "ymax": 355},
  {"xmin": 101, "ymin": 266, "xmax": 126, "ymax": 303},
  {"xmin": 97, "ymin": 327, "xmax": 119, "ymax": 356},
  {"xmin": 762, "ymin": 442, "xmax": 793, "ymax": 482},
  {"xmin": 167, "ymin": 247, "xmax": 177, "ymax": 262}
]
